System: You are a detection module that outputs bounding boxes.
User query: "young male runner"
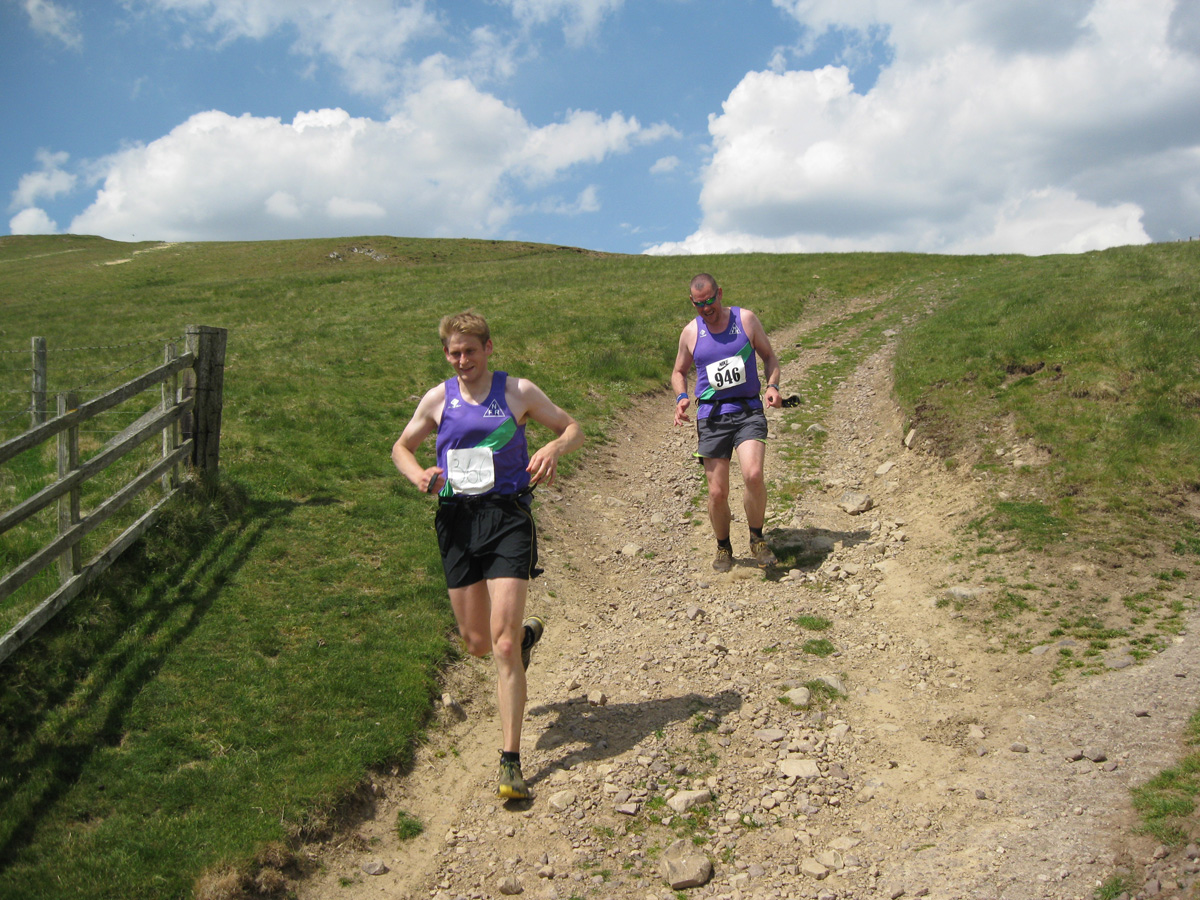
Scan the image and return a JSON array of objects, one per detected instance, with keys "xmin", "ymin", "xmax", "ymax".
[
  {"xmin": 671, "ymin": 274, "xmax": 783, "ymax": 571},
  {"xmin": 392, "ymin": 312, "xmax": 583, "ymax": 800}
]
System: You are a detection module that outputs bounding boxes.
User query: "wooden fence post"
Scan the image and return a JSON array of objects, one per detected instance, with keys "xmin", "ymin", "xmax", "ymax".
[
  {"xmin": 162, "ymin": 342, "xmax": 179, "ymax": 491},
  {"xmin": 56, "ymin": 391, "xmax": 81, "ymax": 583},
  {"xmin": 31, "ymin": 337, "xmax": 47, "ymax": 427},
  {"xmin": 184, "ymin": 325, "xmax": 228, "ymax": 478}
]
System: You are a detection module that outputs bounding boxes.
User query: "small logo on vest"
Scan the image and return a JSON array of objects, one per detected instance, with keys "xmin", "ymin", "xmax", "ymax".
[
  {"xmin": 484, "ymin": 400, "xmax": 506, "ymax": 418},
  {"xmin": 449, "ymin": 398, "xmax": 462, "ymax": 409}
]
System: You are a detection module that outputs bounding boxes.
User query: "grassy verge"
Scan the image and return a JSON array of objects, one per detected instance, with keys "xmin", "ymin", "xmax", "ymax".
[
  {"xmin": 886, "ymin": 244, "xmax": 1200, "ymax": 676},
  {"xmin": 893, "ymin": 243, "xmax": 1200, "ymax": 554}
]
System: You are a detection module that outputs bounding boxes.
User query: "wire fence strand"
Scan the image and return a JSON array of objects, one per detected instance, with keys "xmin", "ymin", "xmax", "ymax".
[
  {"xmin": 0, "ymin": 338, "xmax": 177, "ymax": 355},
  {"xmin": 0, "ymin": 336, "xmax": 184, "ymax": 424}
]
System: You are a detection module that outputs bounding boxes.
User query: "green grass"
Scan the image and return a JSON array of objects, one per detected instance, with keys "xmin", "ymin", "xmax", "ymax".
[
  {"xmin": 793, "ymin": 614, "xmax": 832, "ymax": 631},
  {"xmin": 395, "ymin": 810, "xmax": 423, "ymax": 841},
  {"xmin": 1, "ymin": 235, "xmax": 1199, "ymax": 898},
  {"xmin": 893, "ymin": 243, "xmax": 1200, "ymax": 551},
  {"xmin": 1131, "ymin": 756, "xmax": 1200, "ymax": 845},
  {"xmin": 1126, "ymin": 709, "xmax": 1200, "ymax": 848},
  {"xmin": 804, "ymin": 679, "xmax": 845, "ymax": 707},
  {"xmin": 1095, "ymin": 873, "xmax": 1136, "ymax": 900},
  {"xmin": 802, "ymin": 638, "xmax": 836, "ymax": 657},
  {"xmin": 969, "ymin": 501, "xmax": 1070, "ymax": 552}
]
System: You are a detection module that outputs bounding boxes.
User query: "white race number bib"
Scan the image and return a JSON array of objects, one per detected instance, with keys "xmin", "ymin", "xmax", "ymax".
[
  {"xmin": 705, "ymin": 355, "xmax": 747, "ymax": 392},
  {"xmin": 445, "ymin": 447, "xmax": 495, "ymax": 495}
]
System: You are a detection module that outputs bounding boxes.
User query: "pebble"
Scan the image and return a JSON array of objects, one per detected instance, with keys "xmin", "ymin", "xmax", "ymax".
[{"xmin": 548, "ymin": 790, "xmax": 576, "ymax": 811}]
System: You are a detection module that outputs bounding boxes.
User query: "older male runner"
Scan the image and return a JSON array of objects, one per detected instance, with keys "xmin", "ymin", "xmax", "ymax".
[{"xmin": 671, "ymin": 274, "xmax": 782, "ymax": 572}]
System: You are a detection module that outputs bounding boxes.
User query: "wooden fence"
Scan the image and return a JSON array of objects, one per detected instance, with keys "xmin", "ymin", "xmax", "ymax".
[{"xmin": 0, "ymin": 325, "xmax": 227, "ymax": 665}]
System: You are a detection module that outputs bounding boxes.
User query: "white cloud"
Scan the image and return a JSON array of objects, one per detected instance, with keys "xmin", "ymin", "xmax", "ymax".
[
  {"xmin": 498, "ymin": 0, "xmax": 624, "ymax": 45},
  {"xmin": 9, "ymin": 149, "xmax": 76, "ymax": 210},
  {"xmin": 650, "ymin": 156, "xmax": 680, "ymax": 175},
  {"xmin": 516, "ymin": 111, "xmax": 673, "ymax": 183},
  {"xmin": 532, "ymin": 185, "xmax": 600, "ymax": 216},
  {"xmin": 772, "ymin": 0, "xmax": 1096, "ymax": 58},
  {"xmin": 142, "ymin": 0, "xmax": 440, "ymax": 97},
  {"xmin": 647, "ymin": 0, "xmax": 1198, "ymax": 255},
  {"xmin": 23, "ymin": 0, "xmax": 82, "ymax": 48},
  {"xmin": 573, "ymin": 184, "xmax": 600, "ymax": 213},
  {"xmin": 65, "ymin": 85, "xmax": 671, "ymax": 241},
  {"xmin": 9, "ymin": 207, "xmax": 59, "ymax": 234},
  {"xmin": 264, "ymin": 190, "xmax": 302, "ymax": 220},
  {"xmin": 952, "ymin": 188, "xmax": 1148, "ymax": 255},
  {"xmin": 327, "ymin": 196, "xmax": 387, "ymax": 219}
]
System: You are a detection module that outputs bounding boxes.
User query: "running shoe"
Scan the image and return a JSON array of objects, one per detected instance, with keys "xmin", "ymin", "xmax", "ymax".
[
  {"xmin": 712, "ymin": 545, "xmax": 733, "ymax": 572},
  {"xmin": 750, "ymin": 536, "xmax": 778, "ymax": 568},
  {"xmin": 521, "ymin": 615, "xmax": 545, "ymax": 671},
  {"xmin": 498, "ymin": 756, "xmax": 530, "ymax": 800}
]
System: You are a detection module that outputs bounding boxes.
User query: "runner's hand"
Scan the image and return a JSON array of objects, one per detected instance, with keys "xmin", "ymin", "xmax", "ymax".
[
  {"xmin": 674, "ymin": 397, "xmax": 691, "ymax": 427},
  {"xmin": 527, "ymin": 447, "xmax": 560, "ymax": 486},
  {"xmin": 424, "ymin": 468, "xmax": 444, "ymax": 494}
]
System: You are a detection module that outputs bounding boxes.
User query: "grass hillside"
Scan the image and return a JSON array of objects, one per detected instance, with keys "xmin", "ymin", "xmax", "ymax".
[{"xmin": 0, "ymin": 234, "xmax": 1197, "ymax": 899}]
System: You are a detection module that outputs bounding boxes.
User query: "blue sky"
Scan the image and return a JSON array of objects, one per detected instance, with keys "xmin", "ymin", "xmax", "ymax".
[{"xmin": 3, "ymin": 0, "xmax": 1199, "ymax": 255}]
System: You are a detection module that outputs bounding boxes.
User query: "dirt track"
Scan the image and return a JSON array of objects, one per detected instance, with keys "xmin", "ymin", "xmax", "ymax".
[{"xmin": 293, "ymin": 305, "xmax": 1200, "ymax": 900}]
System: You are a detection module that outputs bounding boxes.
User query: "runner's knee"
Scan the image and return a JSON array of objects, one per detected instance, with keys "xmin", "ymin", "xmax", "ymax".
[
  {"xmin": 492, "ymin": 631, "xmax": 519, "ymax": 663},
  {"xmin": 460, "ymin": 630, "xmax": 491, "ymax": 658},
  {"xmin": 708, "ymin": 480, "xmax": 730, "ymax": 505}
]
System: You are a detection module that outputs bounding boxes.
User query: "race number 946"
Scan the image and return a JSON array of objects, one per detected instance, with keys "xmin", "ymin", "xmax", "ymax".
[{"xmin": 706, "ymin": 356, "xmax": 746, "ymax": 391}]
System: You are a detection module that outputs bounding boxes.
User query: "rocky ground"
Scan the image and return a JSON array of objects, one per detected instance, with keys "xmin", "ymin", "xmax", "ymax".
[{"xmin": 291, "ymin": 310, "xmax": 1200, "ymax": 900}]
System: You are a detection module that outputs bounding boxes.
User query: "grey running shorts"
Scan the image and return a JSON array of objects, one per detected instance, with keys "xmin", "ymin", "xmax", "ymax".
[{"xmin": 695, "ymin": 406, "xmax": 768, "ymax": 460}]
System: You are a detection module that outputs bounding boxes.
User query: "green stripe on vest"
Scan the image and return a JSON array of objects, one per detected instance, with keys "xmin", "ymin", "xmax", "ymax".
[{"xmin": 478, "ymin": 417, "xmax": 517, "ymax": 451}]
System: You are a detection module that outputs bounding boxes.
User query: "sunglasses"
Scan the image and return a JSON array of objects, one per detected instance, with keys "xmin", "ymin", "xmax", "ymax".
[{"xmin": 690, "ymin": 290, "xmax": 719, "ymax": 308}]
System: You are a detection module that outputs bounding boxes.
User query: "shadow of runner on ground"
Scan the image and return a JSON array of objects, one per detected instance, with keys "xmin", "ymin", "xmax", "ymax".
[
  {"xmin": 527, "ymin": 689, "xmax": 743, "ymax": 781},
  {"xmin": 761, "ymin": 526, "xmax": 873, "ymax": 581}
]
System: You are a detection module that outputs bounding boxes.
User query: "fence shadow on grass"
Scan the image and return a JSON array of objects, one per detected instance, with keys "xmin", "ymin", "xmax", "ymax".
[{"xmin": 0, "ymin": 489, "xmax": 297, "ymax": 868}]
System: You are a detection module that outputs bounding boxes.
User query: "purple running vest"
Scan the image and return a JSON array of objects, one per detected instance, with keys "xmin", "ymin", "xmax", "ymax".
[
  {"xmin": 435, "ymin": 372, "xmax": 530, "ymax": 497},
  {"xmin": 692, "ymin": 307, "xmax": 762, "ymax": 419}
]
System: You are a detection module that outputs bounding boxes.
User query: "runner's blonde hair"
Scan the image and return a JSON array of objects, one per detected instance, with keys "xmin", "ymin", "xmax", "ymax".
[{"xmin": 439, "ymin": 311, "xmax": 491, "ymax": 348}]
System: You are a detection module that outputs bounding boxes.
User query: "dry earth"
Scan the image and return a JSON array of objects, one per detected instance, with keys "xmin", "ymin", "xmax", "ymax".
[{"xmin": 290, "ymin": 307, "xmax": 1200, "ymax": 900}]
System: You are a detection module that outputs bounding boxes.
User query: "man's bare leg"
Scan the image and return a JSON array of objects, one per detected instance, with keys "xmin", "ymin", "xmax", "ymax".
[{"xmin": 488, "ymin": 577, "xmax": 528, "ymax": 753}]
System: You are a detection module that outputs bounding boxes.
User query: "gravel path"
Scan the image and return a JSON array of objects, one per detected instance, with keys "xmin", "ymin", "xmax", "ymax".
[{"xmin": 292, "ymin": 312, "xmax": 1200, "ymax": 900}]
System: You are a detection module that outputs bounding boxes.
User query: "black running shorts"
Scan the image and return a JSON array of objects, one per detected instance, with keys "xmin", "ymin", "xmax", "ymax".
[
  {"xmin": 695, "ymin": 406, "xmax": 768, "ymax": 460},
  {"xmin": 434, "ymin": 496, "xmax": 541, "ymax": 589}
]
